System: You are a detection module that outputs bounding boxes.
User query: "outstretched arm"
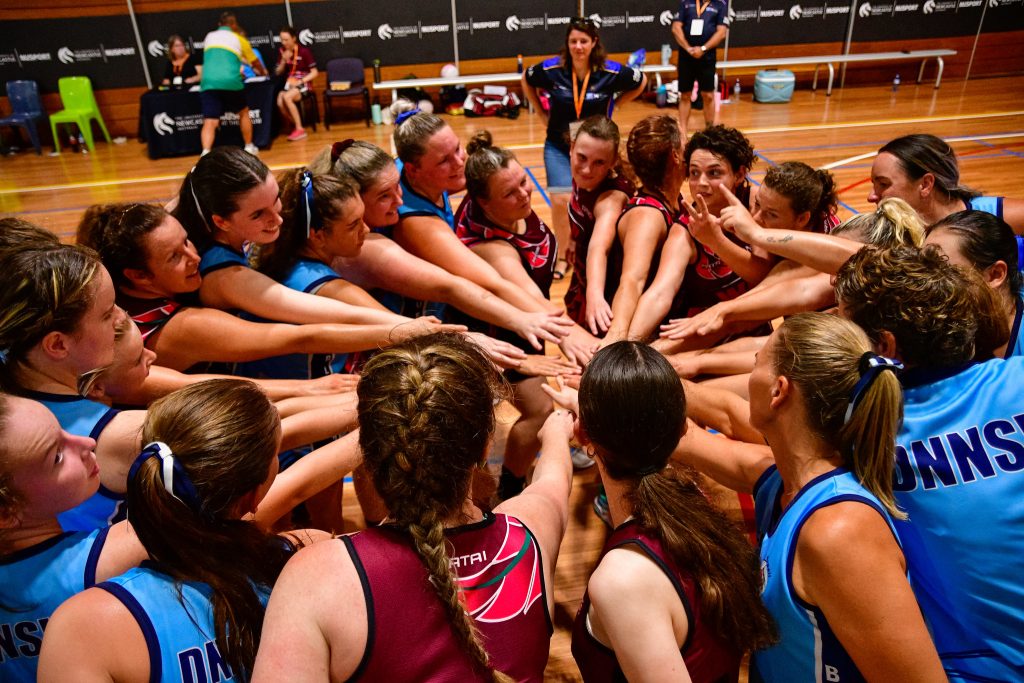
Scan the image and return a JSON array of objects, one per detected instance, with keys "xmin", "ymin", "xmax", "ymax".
[
  {"xmin": 719, "ymin": 186, "xmax": 864, "ymax": 274},
  {"xmin": 627, "ymin": 226, "xmax": 695, "ymax": 341},
  {"xmin": 671, "ymin": 421, "xmax": 774, "ymax": 493},
  {"xmin": 604, "ymin": 208, "xmax": 668, "ymax": 343},
  {"xmin": 339, "ymin": 235, "xmax": 571, "ymax": 349},
  {"xmin": 584, "ymin": 188, "xmax": 631, "ymax": 334},
  {"xmin": 199, "ymin": 265, "xmax": 407, "ymax": 326}
]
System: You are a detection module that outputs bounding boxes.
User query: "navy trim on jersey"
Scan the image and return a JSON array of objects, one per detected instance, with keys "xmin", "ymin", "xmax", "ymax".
[
  {"xmin": 83, "ymin": 525, "xmax": 111, "ymax": 586},
  {"xmin": 398, "ymin": 171, "xmax": 450, "ymax": 220},
  {"xmin": 1006, "ymin": 298, "xmax": 1023, "ymax": 360},
  {"xmin": 899, "ymin": 362, "xmax": 976, "ymax": 389},
  {"xmin": 19, "ymin": 389, "xmax": 80, "ymax": 402},
  {"xmin": 753, "ymin": 464, "xmax": 778, "ymax": 498},
  {"xmin": 0, "ymin": 530, "xmax": 75, "ymax": 564},
  {"xmin": 90, "ymin": 408, "xmax": 119, "ymax": 441},
  {"xmin": 343, "ymin": 535, "xmax": 375, "ymax": 682},
  {"xmin": 766, "ymin": 467, "xmax": 852, "ymax": 536},
  {"xmin": 304, "ymin": 275, "xmax": 338, "ymax": 294},
  {"xmin": 98, "ymin": 581, "xmax": 163, "ymax": 683},
  {"xmin": 198, "ymin": 244, "xmax": 248, "ymax": 277}
]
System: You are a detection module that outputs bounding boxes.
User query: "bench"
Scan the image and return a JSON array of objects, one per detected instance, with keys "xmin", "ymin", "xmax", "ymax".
[
  {"xmin": 372, "ymin": 49, "xmax": 955, "ymax": 106},
  {"xmin": 375, "ymin": 72, "xmax": 523, "ymax": 104},
  {"xmin": 642, "ymin": 49, "xmax": 956, "ymax": 95}
]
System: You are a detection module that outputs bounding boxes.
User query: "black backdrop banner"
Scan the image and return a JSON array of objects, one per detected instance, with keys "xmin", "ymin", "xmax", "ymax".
[
  {"xmin": 0, "ymin": 15, "xmax": 146, "ymax": 92},
  {"xmin": 725, "ymin": 0, "xmax": 851, "ymax": 46},
  {"xmin": 290, "ymin": 0, "xmax": 456, "ymax": 68},
  {"xmin": 980, "ymin": 0, "xmax": 1024, "ymax": 33},
  {"xmin": 456, "ymin": 1, "xmax": 574, "ymax": 62},
  {"xmin": 850, "ymin": 0, "xmax": 985, "ymax": 41},
  {"xmin": 583, "ymin": 0, "xmax": 675, "ymax": 54},
  {"xmin": 135, "ymin": 5, "xmax": 288, "ymax": 84}
]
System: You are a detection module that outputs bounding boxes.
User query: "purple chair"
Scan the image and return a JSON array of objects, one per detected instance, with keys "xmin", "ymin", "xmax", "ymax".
[
  {"xmin": 323, "ymin": 58, "xmax": 371, "ymax": 128},
  {"xmin": 0, "ymin": 80, "xmax": 47, "ymax": 155}
]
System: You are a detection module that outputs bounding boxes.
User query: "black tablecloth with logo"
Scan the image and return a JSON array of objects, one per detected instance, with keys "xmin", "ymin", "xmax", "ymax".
[{"xmin": 138, "ymin": 80, "xmax": 276, "ymax": 159}]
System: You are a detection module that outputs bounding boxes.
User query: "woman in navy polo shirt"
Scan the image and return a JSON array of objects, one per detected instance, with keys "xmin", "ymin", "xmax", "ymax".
[{"xmin": 523, "ymin": 18, "xmax": 646, "ymax": 281}]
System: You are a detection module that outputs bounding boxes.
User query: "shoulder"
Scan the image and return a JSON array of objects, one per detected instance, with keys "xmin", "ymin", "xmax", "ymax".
[
  {"xmin": 589, "ymin": 544, "xmax": 674, "ymax": 608},
  {"xmin": 797, "ymin": 500, "xmax": 898, "ymax": 568},
  {"xmin": 541, "ymin": 56, "xmax": 563, "ymax": 70}
]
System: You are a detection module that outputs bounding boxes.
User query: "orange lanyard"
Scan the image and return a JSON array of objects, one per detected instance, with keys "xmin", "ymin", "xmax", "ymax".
[
  {"xmin": 572, "ymin": 70, "xmax": 591, "ymax": 119},
  {"xmin": 696, "ymin": 0, "xmax": 711, "ymax": 16}
]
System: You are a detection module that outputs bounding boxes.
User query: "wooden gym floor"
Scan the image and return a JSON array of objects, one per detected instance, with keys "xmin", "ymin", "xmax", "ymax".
[{"xmin": 2, "ymin": 74, "xmax": 1023, "ymax": 680}]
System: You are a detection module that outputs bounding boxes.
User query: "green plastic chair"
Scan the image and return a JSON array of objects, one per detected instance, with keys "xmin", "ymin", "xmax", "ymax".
[{"xmin": 49, "ymin": 76, "xmax": 111, "ymax": 153}]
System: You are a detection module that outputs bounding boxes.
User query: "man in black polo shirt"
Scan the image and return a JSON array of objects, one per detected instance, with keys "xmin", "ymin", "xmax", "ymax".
[{"xmin": 671, "ymin": 0, "xmax": 728, "ymax": 137}]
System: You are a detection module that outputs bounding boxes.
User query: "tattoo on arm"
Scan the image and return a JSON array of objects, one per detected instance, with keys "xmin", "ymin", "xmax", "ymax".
[{"xmin": 765, "ymin": 234, "xmax": 794, "ymax": 244}]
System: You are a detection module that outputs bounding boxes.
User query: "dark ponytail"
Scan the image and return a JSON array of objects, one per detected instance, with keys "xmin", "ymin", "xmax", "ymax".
[
  {"xmin": 129, "ymin": 379, "xmax": 294, "ymax": 680},
  {"xmin": 579, "ymin": 342, "xmax": 777, "ymax": 653},
  {"xmin": 171, "ymin": 147, "xmax": 269, "ymax": 252}
]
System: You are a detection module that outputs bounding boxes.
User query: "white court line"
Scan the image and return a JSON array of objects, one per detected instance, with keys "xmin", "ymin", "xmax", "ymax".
[
  {"xmin": 822, "ymin": 131, "xmax": 1024, "ymax": 170},
  {"xmin": 5, "ymin": 112, "xmax": 1024, "ymax": 196}
]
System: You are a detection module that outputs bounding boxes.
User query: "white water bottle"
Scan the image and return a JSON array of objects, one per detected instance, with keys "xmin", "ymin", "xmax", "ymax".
[
  {"xmin": 661, "ymin": 44, "xmax": 672, "ymax": 65},
  {"xmin": 892, "ymin": 74, "xmax": 901, "ymax": 92},
  {"xmin": 733, "ymin": 79, "xmax": 741, "ymax": 101}
]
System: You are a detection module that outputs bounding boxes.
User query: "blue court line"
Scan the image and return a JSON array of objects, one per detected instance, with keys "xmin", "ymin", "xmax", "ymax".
[
  {"xmin": 754, "ymin": 151, "xmax": 778, "ymax": 167},
  {"xmin": 750, "ymin": 172, "xmax": 859, "ymax": 214},
  {"xmin": 975, "ymin": 139, "xmax": 1024, "ymax": 161},
  {"xmin": 754, "ymin": 131, "xmax": 1024, "ymax": 156},
  {"xmin": 525, "ymin": 165, "xmax": 552, "ymax": 207}
]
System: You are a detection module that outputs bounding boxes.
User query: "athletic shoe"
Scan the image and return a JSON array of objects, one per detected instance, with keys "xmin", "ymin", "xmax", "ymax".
[
  {"xmin": 244, "ymin": 143, "xmax": 259, "ymax": 155},
  {"xmin": 593, "ymin": 490, "xmax": 612, "ymax": 527},
  {"xmin": 200, "ymin": 148, "xmax": 210, "ymax": 157},
  {"xmin": 287, "ymin": 129, "xmax": 308, "ymax": 142},
  {"xmin": 570, "ymin": 446, "xmax": 595, "ymax": 470}
]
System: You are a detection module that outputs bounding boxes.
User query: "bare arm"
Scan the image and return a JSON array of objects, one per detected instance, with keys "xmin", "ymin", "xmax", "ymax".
[
  {"xmin": 39, "ymin": 589, "xmax": 150, "ymax": 683},
  {"xmin": 604, "ymin": 208, "xmax": 668, "ymax": 342},
  {"xmin": 313, "ymin": 277, "xmax": 390, "ymax": 311},
  {"xmin": 278, "ymin": 403, "xmax": 357, "ymax": 453},
  {"xmin": 681, "ymin": 379, "xmax": 763, "ymax": 444},
  {"xmin": 795, "ymin": 503, "xmax": 946, "ymax": 682},
  {"xmin": 671, "ymin": 421, "xmax": 774, "ymax": 493},
  {"xmin": 627, "ymin": 226, "xmax": 695, "ymax": 341},
  {"xmin": 1002, "ymin": 197, "xmax": 1024, "ymax": 235},
  {"xmin": 495, "ymin": 410, "xmax": 574, "ymax": 612},
  {"xmin": 199, "ymin": 265, "xmax": 407, "ymax": 325},
  {"xmin": 671, "ymin": 20, "xmax": 692, "ymax": 51},
  {"xmin": 150, "ymin": 305, "xmax": 435, "ymax": 372},
  {"xmin": 719, "ymin": 185, "xmax": 863, "ymax": 274},
  {"xmin": 338, "ymin": 234, "xmax": 571, "ymax": 350},
  {"xmin": 250, "ymin": 430, "xmax": 362, "ymax": 528},
  {"xmin": 394, "ymin": 215, "xmax": 561, "ymax": 315},
  {"xmin": 660, "ymin": 272, "xmax": 835, "ymax": 341},
  {"xmin": 253, "ymin": 539, "xmax": 365, "ymax": 682},
  {"xmin": 588, "ymin": 548, "xmax": 694, "ymax": 683},
  {"xmin": 585, "ymin": 188, "xmax": 630, "ymax": 334}
]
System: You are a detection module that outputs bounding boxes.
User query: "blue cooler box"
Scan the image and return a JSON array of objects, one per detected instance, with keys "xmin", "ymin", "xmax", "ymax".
[{"xmin": 754, "ymin": 69, "xmax": 795, "ymax": 103}]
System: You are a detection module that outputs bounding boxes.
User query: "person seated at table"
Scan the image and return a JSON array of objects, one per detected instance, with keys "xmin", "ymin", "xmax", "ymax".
[
  {"xmin": 160, "ymin": 35, "xmax": 200, "ymax": 89},
  {"xmin": 276, "ymin": 26, "xmax": 318, "ymax": 142},
  {"xmin": 199, "ymin": 11, "xmax": 266, "ymax": 156}
]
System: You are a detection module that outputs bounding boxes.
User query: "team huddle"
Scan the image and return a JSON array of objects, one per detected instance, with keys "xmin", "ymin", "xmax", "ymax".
[{"xmin": 1, "ymin": 97, "xmax": 1023, "ymax": 682}]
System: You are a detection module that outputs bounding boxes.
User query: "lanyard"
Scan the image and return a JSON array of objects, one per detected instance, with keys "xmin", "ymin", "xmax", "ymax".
[
  {"xmin": 696, "ymin": 0, "xmax": 711, "ymax": 16},
  {"xmin": 572, "ymin": 70, "xmax": 591, "ymax": 119}
]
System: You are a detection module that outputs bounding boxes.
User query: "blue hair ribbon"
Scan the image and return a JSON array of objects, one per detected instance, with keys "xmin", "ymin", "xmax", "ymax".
[
  {"xmin": 0, "ymin": 348, "xmax": 8, "ymax": 364},
  {"xmin": 394, "ymin": 107, "xmax": 421, "ymax": 126},
  {"xmin": 843, "ymin": 352, "xmax": 903, "ymax": 424},
  {"xmin": 300, "ymin": 170, "xmax": 322, "ymax": 237},
  {"xmin": 128, "ymin": 441, "xmax": 203, "ymax": 513}
]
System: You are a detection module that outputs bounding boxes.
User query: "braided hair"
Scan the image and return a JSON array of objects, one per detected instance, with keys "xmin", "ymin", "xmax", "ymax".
[{"xmin": 357, "ymin": 333, "xmax": 513, "ymax": 682}]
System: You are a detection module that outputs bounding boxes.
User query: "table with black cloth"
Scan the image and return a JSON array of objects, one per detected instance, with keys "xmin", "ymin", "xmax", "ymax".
[{"xmin": 138, "ymin": 80, "xmax": 276, "ymax": 159}]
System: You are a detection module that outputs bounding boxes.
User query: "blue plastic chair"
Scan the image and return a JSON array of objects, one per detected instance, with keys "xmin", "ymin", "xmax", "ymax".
[{"xmin": 0, "ymin": 80, "xmax": 47, "ymax": 155}]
